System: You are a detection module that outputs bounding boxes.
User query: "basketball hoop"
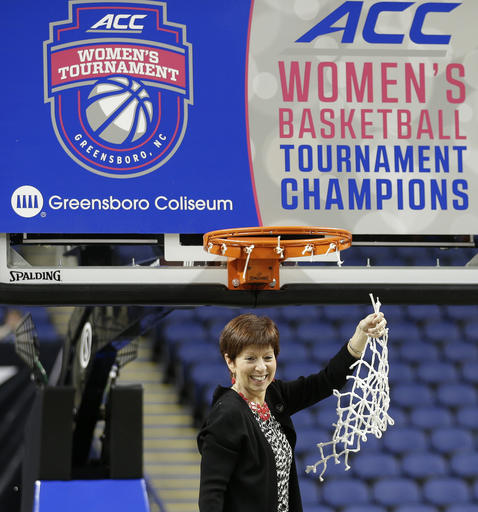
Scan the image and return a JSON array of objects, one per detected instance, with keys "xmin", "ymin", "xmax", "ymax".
[{"xmin": 203, "ymin": 226, "xmax": 352, "ymax": 290}]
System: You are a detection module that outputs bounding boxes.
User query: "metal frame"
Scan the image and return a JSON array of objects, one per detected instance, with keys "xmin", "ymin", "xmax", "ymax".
[{"xmin": 1, "ymin": 233, "xmax": 478, "ymax": 305}]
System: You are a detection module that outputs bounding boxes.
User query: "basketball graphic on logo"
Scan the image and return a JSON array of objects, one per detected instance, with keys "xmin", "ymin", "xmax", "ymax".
[{"xmin": 86, "ymin": 76, "xmax": 154, "ymax": 144}]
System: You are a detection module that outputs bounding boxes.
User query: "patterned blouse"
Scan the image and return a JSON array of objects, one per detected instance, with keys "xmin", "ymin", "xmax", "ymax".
[{"xmin": 240, "ymin": 395, "xmax": 293, "ymax": 512}]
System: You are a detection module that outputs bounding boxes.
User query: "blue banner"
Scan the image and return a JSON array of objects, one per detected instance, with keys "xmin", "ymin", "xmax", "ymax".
[{"xmin": 1, "ymin": 0, "xmax": 259, "ymax": 233}]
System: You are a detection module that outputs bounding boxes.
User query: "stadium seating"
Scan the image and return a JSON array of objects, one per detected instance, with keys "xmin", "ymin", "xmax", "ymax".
[{"xmin": 159, "ymin": 301, "xmax": 478, "ymax": 511}]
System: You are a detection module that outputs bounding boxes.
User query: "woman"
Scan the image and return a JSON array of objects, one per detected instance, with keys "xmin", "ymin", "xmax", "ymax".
[{"xmin": 197, "ymin": 311, "xmax": 387, "ymax": 512}]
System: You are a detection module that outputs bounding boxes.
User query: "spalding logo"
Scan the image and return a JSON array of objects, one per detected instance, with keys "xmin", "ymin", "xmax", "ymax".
[{"xmin": 44, "ymin": 0, "xmax": 193, "ymax": 178}]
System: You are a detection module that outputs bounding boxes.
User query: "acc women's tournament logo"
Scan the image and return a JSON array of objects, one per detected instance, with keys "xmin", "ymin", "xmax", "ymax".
[{"xmin": 44, "ymin": 0, "xmax": 193, "ymax": 178}]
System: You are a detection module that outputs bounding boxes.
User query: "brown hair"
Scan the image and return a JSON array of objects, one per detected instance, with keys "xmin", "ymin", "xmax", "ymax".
[{"xmin": 219, "ymin": 314, "xmax": 280, "ymax": 362}]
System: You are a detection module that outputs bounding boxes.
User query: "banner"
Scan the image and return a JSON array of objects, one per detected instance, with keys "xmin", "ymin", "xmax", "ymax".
[{"xmin": 1, "ymin": 0, "xmax": 476, "ymax": 234}]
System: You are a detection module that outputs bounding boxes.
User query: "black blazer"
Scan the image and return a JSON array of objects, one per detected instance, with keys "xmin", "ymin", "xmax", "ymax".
[{"xmin": 197, "ymin": 343, "xmax": 356, "ymax": 512}]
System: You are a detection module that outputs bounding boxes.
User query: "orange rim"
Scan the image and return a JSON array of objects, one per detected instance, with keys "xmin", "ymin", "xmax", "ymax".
[{"xmin": 203, "ymin": 226, "xmax": 352, "ymax": 290}]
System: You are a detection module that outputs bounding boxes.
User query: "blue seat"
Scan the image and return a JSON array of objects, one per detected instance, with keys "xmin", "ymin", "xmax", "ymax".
[
  {"xmin": 388, "ymin": 323, "xmax": 422, "ymax": 343},
  {"xmin": 383, "ymin": 428, "xmax": 428, "ymax": 454},
  {"xmin": 281, "ymin": 304, "xmax": 321, "ymax": 321},
  {"xmin": 190, "ymin": 362, "xmax": 229, "ymax": 388},
  {"xmin": 456, "ymin": 406, "xmax": 478, "ymax": 429},
  {"xmin": 388, "ymin": 362, "xmax": 415, "ymax": 384},
  {"xmin": 311, "ymin": 342, "xmax": 344, "ymax": 363},
  {"xmin": 417, "ymin": 362, "xmax": 458, "ymax": 384},
  {"xmin": 461, "ymin": 361, "xmax": 478, "ymax": 383},
  {"xmin": 405, "ymin": 304, "xmax": 442, "ymax": 322},
  {"xmin": 392, "ymin": 383, "xmax": 435, "ymax": 407},
  {"xmin": 400, "ymin": 342, "xmax": 440, "ymax": 363},
  {"xmin": 395, "ymin": 506, "xmax": 439, "ymax": 512},
  {"xmin": 303, "ymin": 506, "xmax": 333, "ymax": 512},
  {"xmin": 410, "ymin": 406, "xmax": 453, "ymax": 429},
  {"xmin": 176, "ymin": 343, "xmax": 222, "ymax": 367},
  {"xmin": 444, "ymin": 305, "xmax": 478, "ymax": 322},
  {"xmin": 450, "ymin": 452, "xmax": 478, "ymax": 478},
  {"xmin": 297, "ymin": 321, "xmax": 336, "ymax": 344},
  {"xmin": 293, "ymin": 409, "xmax": 317, "ymax": 429},
  {"xmin": 163, "ymin": 320, "xmax": 207, "ymax": 345},
  {"xmin": 436, "ymin": 384, "xmax": 477, "ymax": 407},
  {"xmin": 443, "ymin": 342, "xmax": 478, "ymax": 362},
  {"xmin": 343, "ymin": 506, "xmax": 387, "ymax": 512},
  {"xmin": 430, "ymin": 427, "xmax": 474, "ymax": 455},
  {"xmin": 322, "ymin": 478, "xmax": 370, "ymax": 506},
  {"xmin": 423, "ymin": 320, "xmax": 461, "ymax": 344},
  {"xmin": 278, "ymin": 343, "xmax": 310, "ymax": 364},
  {"xmin": 423, "ymin": 477, "xmax": 470, "ymax": 505},
  {"xmin": 373, "ymin": 477, "xmax": 421, "ymax": 506},
  {"xmin": 462, "ymin": 320, "xmax": 478, "ymax": 342},
  {"xmin": 282, "ymin": 362, "xmax": 320, "ymax": 381},
  {"xmin": 445, "ymin": 506, "xmax": 478, "ymax": 512},
  {"xmin": 298, "ymin": 478, "xmax": 319, "ymax": 505},
  {"xmin": 401, "ymin": 452, "xmax": 448, "ymax": 478},
  {"xmin": 351, "ymin": 453, "xmax": 400, "ymax": 478},
  {"xmin": 295, "ymin": 428, "xmax": 328, "ymax": 456},
  {"xmin": 315, "ymin": 404, "xmax": 339, "ymax": 429},
  {"xmin": 321, "ymin": 304, "xmax": 367, "ymax": 322}
]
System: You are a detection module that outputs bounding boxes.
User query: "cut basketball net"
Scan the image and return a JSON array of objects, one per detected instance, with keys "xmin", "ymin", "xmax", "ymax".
[{"xmin": 306, "ymin": 294, "xmax": 394, "ymax": 481}]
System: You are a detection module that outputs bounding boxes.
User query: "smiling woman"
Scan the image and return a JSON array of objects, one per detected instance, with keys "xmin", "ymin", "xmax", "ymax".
[{"xmin": 197, "ymin": 311, "xmax": 387, "ymax": 512}]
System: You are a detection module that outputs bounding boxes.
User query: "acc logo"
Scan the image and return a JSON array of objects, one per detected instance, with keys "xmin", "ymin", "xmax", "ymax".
[
  {"xmin": 296, "ymin": 1, "xmax": 460, "ymax": 45},
  {"xmin": 11, "ymin": 186, "xmax": 44, "ymax": 218},
  {"xmin": 44, "ymin": 1, "xmax": 193, "ymax": 178}
]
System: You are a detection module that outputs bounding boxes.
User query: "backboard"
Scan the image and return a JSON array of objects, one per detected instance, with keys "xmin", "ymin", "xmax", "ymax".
[{"xmin": 1, "ymin": 0, "xmax": 478, "ymax": 305}]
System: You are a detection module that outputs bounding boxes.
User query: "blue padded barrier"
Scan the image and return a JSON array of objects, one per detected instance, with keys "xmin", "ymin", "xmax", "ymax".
[{"xmin": 34, "ymin": 479, "xmax": 149, "ymax": 512}]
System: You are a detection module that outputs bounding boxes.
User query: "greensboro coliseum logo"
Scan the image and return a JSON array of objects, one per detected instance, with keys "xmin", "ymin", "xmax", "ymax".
[{"xmin": 44, "ymin": 0, "xmax": 193, "ymax": 178}]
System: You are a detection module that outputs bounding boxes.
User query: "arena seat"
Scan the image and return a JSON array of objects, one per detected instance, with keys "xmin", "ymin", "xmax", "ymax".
[
  {"xmin": 351, "ymin": 453, "xmax": 400, "ymax": 479},
  {"xmin": 456, "ymin": 406, "xmax": 478, "ymax": 429},
  {"xmin": 383, "ymin": 428, "xmax": 428, "ymax": 454},
  {"xmin": 436, "ymin": 383, "xmax": 477, "ymax": 407},
  {"xmin": 422, "ymin": 320, "xmax": 461, "ymax": 344},
  {"xmin": 392, "ymin": 384, "xmax": 435, "ymax": 408},
  {"xmin": 322, "ymin": 478, "xmax": 370, "ymax": 506},
  {"xmin": 394, "ymin": 506, "xmax": 439, "ymax": 512},
  {"xmin": 429, "ymin": 427, "xmax": 474, "ymax": 455},
  {"xmin": 445, "ymin": 506, "xmax": 478, "ymax": 512},
  {"xmin": 461, "ymin": 361, "xmax": 478, "ymax": 383},
  {"xmin": 416, "ymin": 362, "xmax": 458, "ymax": 384},
  {"xmin": 401, "ymin": 452, "xmax": 448, "ymax": 479},
  {"xmin": 423, "ymin": 478, "xmax": 471, "ymax": 506},
  {"xmin": 409, "ymin": 406, "xmax": 453, "ymax": 429},
  {"xmin": 449, "ymin": 452, "xmax": 478, "ymax": 478},
  {"xmin": 373, "ymin": 477, "xmax": 421, "ymax": 506},
  {"xmin": 442, "ymin": 342, "xmax": 478, "ymax": 362}
]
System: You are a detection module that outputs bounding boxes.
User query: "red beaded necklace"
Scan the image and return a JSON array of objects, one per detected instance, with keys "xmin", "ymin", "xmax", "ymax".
[{"xmin": 237, "ymin": 391, "xmax": 271, "ymax": 421}]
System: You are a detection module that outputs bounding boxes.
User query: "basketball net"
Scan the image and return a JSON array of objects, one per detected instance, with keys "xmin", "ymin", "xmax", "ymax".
[{"xmin": 305, "ymin": 294, "xmax": 394, "ymax": 481}]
